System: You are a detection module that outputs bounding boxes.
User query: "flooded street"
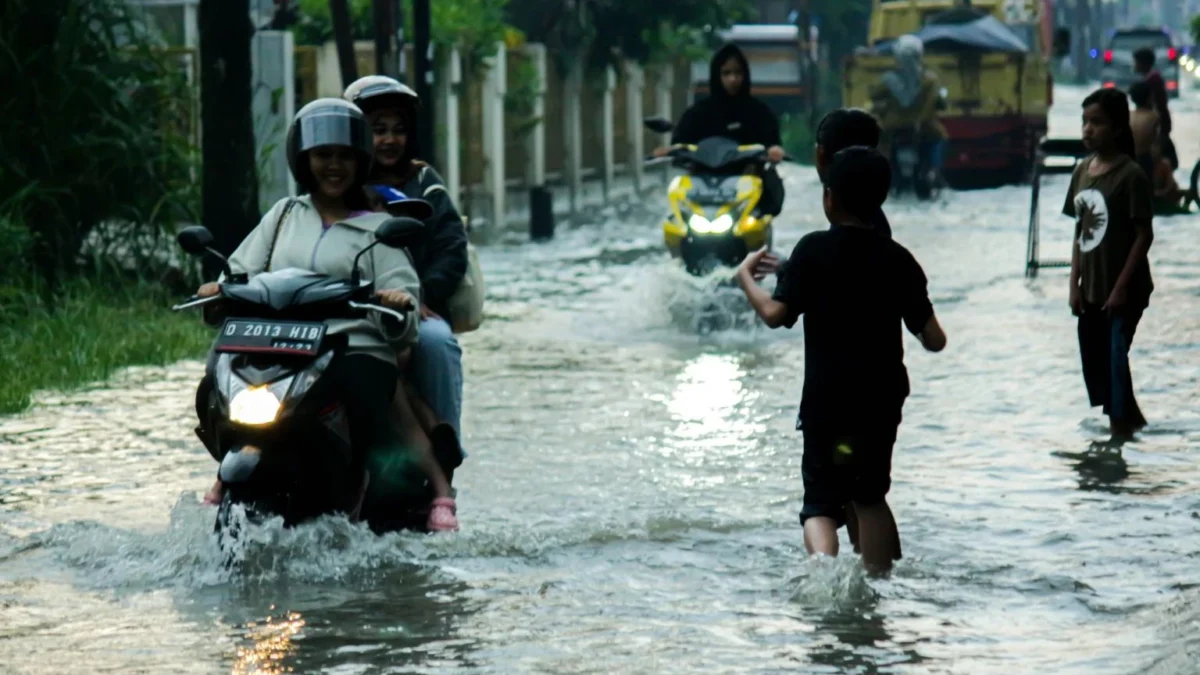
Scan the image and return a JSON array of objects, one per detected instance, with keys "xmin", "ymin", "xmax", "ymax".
[{"xmin": 3, "ymin": 84, "xmax": 1200, "ymax": 674}]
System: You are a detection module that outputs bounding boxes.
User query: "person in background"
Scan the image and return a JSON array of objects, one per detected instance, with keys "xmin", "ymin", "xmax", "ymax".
[
  {"xmin": 1063, "ymin": 88, "xmax": 1155, "ymax": 437},
  {"xmin": 1133, "ymin": 48, "xmax": 1176, "ymax": 170},
  {"xmin": 870, "ymin": 35, "xmax": 949, "ymax": 178},
  {"xmin": 1128, "ymin": 81, "xmax": 1159, "ymax": 181},
  {"xmin": 654, "ymin": 44, "xmax": 787, "ymax": 216},
  {"xmin": 343, "ymin": 76, "xmax": 469, "ymax": 454},
  {"xmin": 735, "ymin": 146, "xmax": 947, "ymax": 573}
]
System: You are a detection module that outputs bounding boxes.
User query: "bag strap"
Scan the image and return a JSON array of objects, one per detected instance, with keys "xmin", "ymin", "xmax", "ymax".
[{"xmin": 265, "ymin": 198, "xmax": 297, "ymax": 272}]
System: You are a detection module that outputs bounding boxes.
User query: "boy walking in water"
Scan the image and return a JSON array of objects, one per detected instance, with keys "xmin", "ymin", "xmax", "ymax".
[{"xmin": 735, "ymin": 147, "xmax": 947, "ymax": 572}]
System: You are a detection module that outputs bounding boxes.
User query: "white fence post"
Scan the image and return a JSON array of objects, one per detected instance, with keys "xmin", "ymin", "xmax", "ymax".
[
  {"xmin": 436, "ymin": 47, "xmax": 462, "ymax": 209},
  {"xmin": 250, "ymin": 29, "xmax": 297, "ymax": 209},
  {"xmin": 525, "ymin": 44, "xmax": 547, "ymax": 190},
  {"xmin": 481, "ymin": 43, "xmax": 507, "ymax": 228},
  {"xmin": 563, "ymin": 52, "xmax": 584, "ymax": 214},
  {"xmin": 601, "ymin": 66, "xmax": 616, "ymax": 200},
  {"xmin": 624, "ymin": 61, "xmax": 645, "ymax": 193}
]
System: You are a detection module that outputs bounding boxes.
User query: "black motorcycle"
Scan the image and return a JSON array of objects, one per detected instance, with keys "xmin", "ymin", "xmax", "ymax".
[{"xmin": 173, "ymin": 219, "xmax": 460, "ymax": 539}]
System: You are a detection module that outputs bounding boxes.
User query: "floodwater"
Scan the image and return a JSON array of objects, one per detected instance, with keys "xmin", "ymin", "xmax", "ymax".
[{"xmin": 3, "ymin": 85, "xmax": 1200, "ymax": 674}]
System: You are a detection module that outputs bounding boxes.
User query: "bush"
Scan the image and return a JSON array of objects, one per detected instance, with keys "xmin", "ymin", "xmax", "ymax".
[
  {"xmin": 780, "ymin": 113, "xmax": 817, "ymax": 166},
  {"xmin": 0, "ymin": 0, "xmax": 199, "ymax": 284}
]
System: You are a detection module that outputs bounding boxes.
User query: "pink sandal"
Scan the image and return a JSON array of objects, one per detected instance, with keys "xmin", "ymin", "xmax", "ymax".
[{"xmin": 427, "ymin": 497, "xmax": 459, "ymax": 532}]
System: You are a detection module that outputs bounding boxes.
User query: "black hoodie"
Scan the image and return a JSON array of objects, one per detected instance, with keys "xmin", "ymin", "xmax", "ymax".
[{"xmin": 671, "ymin": 44, "xmax": 781, "ymax": 148}]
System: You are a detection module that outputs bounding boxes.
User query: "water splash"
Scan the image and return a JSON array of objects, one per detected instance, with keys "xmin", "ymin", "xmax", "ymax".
[{"xmin": 786, "ymin": 553, "xmax": 876, "ymax": 609}]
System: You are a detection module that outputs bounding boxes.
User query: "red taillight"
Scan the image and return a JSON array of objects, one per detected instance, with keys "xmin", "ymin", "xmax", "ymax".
[
  {"xmin": 1104, "ymin": 50, "xmax": 1113, "ymax": 63},
  {"xmin": 1169, "ymin": 47, "xmax": 1178, "ymax": 61},
  {"xmin": 1103, "ymin": 81, "xmax": 1116, "ymax": 88},
  {"xmin": 1167, "ymin": 80, "xmax": 1179, "ymax": 90}
]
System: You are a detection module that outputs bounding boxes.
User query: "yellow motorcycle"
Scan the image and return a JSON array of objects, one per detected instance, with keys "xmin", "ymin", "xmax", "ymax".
[{"xmin": 644, "ymin": 117, "xmax": 775, "ymax": 276}]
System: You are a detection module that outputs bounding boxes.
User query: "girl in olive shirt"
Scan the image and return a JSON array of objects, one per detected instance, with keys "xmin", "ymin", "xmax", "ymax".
[{"xmin": 1062, "ymin": 88, "xmax": 1155, "ymax": 437}]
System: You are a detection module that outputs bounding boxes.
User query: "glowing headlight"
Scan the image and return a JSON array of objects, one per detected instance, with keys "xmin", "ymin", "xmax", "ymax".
[
  {"xmin": 229, "ymin": 386, "xmax": 282, "ymax": 426},
  {"xmin": 689, "ymin": 213, "xmax": 734, "ymax": 234}
]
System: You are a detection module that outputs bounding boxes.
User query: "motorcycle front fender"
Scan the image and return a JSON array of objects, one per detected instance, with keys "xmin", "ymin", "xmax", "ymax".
[{"xmin": 218, "ymin": 446, "xmax": 263, "ymax": 484}]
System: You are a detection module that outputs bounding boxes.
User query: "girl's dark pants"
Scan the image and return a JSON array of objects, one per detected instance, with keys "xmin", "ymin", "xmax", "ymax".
[{"xmin": 1078, "ymin": 304, "xmax": 1146, "ymax": 427}]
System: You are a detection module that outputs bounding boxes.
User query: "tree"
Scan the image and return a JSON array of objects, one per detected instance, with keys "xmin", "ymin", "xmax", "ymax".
[
  {"xmin": 199, "ymin": 0, "xmax": 260, "ymax": 276},
  {"xmin": 505, "ymin": 0, "xmax": 753, "ymax": 74}
]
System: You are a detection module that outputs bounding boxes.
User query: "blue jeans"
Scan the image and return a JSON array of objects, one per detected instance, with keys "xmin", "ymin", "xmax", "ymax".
[
  {"xmin": 1078, "ymin": 305, "xmax": 1146, "ymax": 427},
  {"xmin": 408, "ymin": 316, "xmax": 466, "ymax": 453}
]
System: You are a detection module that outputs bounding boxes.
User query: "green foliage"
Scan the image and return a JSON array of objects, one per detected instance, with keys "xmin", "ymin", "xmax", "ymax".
[
  {"xmin": 779, "ymin": 113, "xmax": 816, "ymax": 166},
  {"xmin": 291, "ymin": 0, "xmax": 510, "ymax": 70},
  {"xmin": 0, "ymin": 0, "xmax": 199, "ymax": 283},
  {"xmin": 292, "ymin": 0, "xmax": 374, "ymax": 45},
  {"xmin": 423, "ymin": 0, "xmax": 510, "ymax": 67},
  {"xmin": 0, "ymin": 276, "xmax": 212, "ymax": 414},
  {"xmin": 506, "ymin": 0, "xmax": 752, "ymax": 74},
  {"xmin": 505, "ymin": 57, "xmax": 543, "ymax": 138}
]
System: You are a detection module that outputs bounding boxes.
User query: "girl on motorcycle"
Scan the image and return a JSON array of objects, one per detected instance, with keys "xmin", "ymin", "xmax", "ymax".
[
  {"xmin": 343, "ymin": 76, "xmax": 469, "ymax": 446},
  {"xmin": 196, "ymin": 98, "xmax": 459, "ymax": 531}
]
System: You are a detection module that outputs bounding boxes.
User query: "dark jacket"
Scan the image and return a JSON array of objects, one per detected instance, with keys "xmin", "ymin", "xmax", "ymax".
[
  {"xmin": 401, "ymin": 165, "xmax": 468, "ymax": 320},
  {"xmin": 671, "ymin": 44, "xmax": 781, "ymax": 148}
]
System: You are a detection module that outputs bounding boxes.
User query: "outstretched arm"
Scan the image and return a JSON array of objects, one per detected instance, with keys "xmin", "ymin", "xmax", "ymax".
[{"xmin": 735, "ymin": 249, "xmax": 789, "ymax": 328}]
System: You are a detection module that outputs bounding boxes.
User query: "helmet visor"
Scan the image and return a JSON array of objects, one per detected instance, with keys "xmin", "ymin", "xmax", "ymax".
[{"xmin": 295, "ymin": 110, "xmax": 370, "ymax": 153}]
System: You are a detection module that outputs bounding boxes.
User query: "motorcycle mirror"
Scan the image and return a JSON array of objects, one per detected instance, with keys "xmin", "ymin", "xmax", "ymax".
[
  {"xmin": 177, "ymin": 226, "xmax": 216, "ymax": 257},
  {"xmin": 375, "ymin": 217, "xmax": 425, "ymax": 249},
  {"xmin": 643, "ymin": 116, "xmax": 674, "ymax": 134}
]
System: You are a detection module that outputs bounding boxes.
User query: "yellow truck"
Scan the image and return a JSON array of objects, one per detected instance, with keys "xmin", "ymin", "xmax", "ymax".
[{"xmin": 843, "ymin": 0, "xmax": 1054, "ymax": 187}]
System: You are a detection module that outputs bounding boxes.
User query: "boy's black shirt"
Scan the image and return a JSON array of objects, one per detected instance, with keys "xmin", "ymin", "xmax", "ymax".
[{"xmin": 772, "ymin": 224, "xmax": 934, "ymax": 426}]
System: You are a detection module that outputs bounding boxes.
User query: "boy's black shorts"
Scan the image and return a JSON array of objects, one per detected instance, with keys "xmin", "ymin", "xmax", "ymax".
[{"xmin": 799, "ymin": 420, "xmax": 899, "ymax": 527}]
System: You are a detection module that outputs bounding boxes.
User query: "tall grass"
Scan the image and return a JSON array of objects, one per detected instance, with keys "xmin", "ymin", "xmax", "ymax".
[{"xmin": 0, "ymin": 277, "xmax": 212, "ymax": 414}]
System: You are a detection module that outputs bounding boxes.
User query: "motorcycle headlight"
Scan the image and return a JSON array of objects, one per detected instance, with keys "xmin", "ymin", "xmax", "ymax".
[
  {"xmin": 229, "ymin": 386, "xmax": 282, "ymax": 426},
  {"xmin": 690, "ymin": 213, "xmax": 734, "ymax": 234}
]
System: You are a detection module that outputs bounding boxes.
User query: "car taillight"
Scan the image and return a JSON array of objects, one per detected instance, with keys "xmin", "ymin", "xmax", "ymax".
[
  {"xmin": 1169, "ymin": 47, "xmax": 1178, "ymax": 61},
  {"xmin": 1104, "ymin": 50, "xmax": 1113, "ymax": 63},
  {"xmin": 1167, "ymin": 80, "xmax": 1179, "ymax": 90},
  {"xmin": 1103, "ymin": 81, "xmax": 1116, "ymax": 89}
]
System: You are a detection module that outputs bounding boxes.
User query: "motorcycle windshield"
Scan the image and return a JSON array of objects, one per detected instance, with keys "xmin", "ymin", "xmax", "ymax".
[
  {"xmin": 678, "ymin": 137, "xmax": 764, "ymax": 174},
  {"xmin": 224, "ymin": 269, "xmax": 358, "ymax": 313}
]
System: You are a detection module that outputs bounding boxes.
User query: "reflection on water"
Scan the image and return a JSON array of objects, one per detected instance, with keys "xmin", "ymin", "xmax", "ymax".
[
  {"xmin": 232, "ymin": 609, "xmax": 305, "ymax": 675},
  {"xmin": 2, "ymin": 85, "xmax": 1200, "ymax": 674}
]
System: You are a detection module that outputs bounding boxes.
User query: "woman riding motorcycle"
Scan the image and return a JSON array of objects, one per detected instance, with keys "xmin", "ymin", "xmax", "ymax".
[
  {"xmin": 196, "ymin": 98, "xmax": 459, "ymax": 531},
  {"xmin": 343, "ymin": 76, "xmax": 469, "ymax": 446}
]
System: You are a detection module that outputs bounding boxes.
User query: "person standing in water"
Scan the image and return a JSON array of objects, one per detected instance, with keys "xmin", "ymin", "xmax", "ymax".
[
  {"xmin": 735, "ymin": 147, "xmax": 947, "ymax": 573},
  {"xmin": 1133, "ymin": 48, "xmax": 1176, "ymax": 170},
  {"xmin": 1063, "ymin": 88, "xmax": 1155, "ymax": 437},
  {"xmin": 654, "ymin": 44, "xmax": 787, "ymax": 216}
]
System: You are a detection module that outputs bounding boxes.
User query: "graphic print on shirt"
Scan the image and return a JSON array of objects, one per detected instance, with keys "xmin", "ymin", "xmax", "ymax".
[{"xmin": 1073, "ymin": 188, "xmax": 1109, "ymax": 253}]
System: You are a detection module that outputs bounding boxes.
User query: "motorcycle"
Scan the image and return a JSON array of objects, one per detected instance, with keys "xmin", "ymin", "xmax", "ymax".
[
  {"xmin": 887, "ymin": 126, "xmax": 943, "ymax": 201},
  {"xmin": 644, "ymin": 117, "xmax": 775, "ymax": 277},
  {"xmin": 173, "ymin": 218, "xmax": 461, "ymax": 540}
]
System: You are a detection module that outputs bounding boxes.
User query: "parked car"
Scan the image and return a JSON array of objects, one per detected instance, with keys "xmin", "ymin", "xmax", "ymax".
[{"xmin": 1099, "ymin": 27, "xmax": 1181, "ymax": 98}]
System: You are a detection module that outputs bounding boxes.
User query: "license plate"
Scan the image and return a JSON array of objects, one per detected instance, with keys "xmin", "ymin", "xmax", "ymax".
[{"xmin": 215, "ymin": 319, "xmax": 326, "ymax": 356}]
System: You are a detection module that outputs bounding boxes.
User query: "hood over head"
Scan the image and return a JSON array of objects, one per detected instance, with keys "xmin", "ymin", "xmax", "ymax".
[{"xmin": 709, "ymin": 44, "xmax": 752, "ymax": 99}]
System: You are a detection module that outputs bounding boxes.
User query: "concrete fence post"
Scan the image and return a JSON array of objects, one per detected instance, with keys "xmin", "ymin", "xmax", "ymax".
[
  {"xmin": 601, "ymin": 66, "xmax": 616, "ymax": 200},
  {"xmin": 481, "ymin": 43, "xmax": 507, "ymax": 228},
  {"xmin": 624, "ymin": 61, "xmax": 645, "ymax": 193},
  {"xmin": 563, "ymin": 51, "xmax": 584, "ymax": 215},
  {"xmin": 435, "ymin": 47, "xmax": 462, "ymax": 209}
]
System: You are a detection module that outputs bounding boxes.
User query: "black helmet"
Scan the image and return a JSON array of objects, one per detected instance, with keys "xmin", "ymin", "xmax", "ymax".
[
  {"xmin": 343, "ymin": 75, "xmax": 420, "ymax": 116},
  {"xmin": 286, "ymin": 98, "xmax": 374, "ymax": 190}
]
